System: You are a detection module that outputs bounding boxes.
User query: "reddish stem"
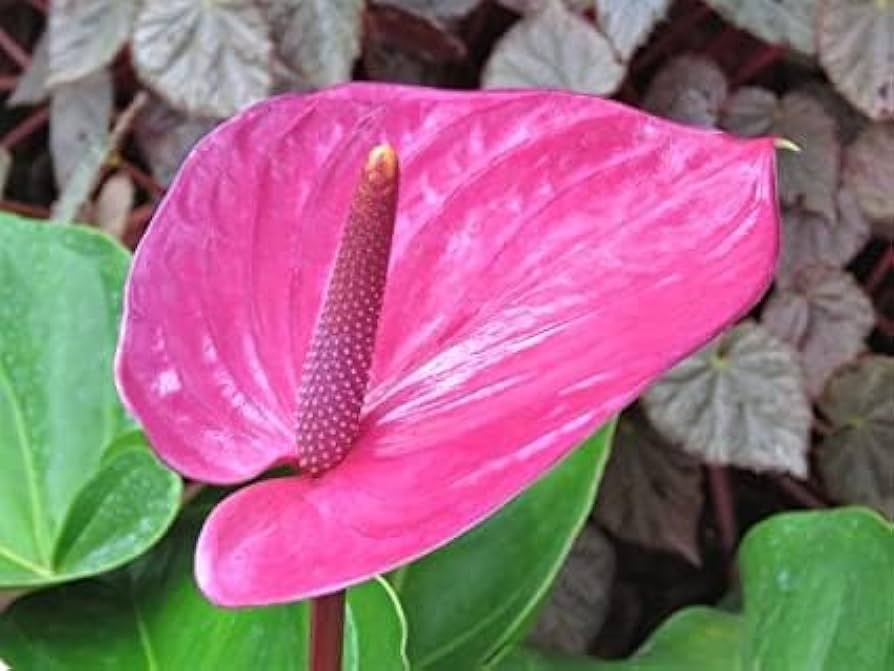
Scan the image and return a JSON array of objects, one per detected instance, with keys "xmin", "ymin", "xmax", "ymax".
[
  {"xmin": 707, "ymin": 466, "xmax": 737, "ymax": 556},
  {"xmin": 0, "ymin": 107, "xmax": 50, "ymax": 150},
  {"xmin": 0, "ymin": 26, "xmax": 30, "ymax": 70},
  {"xmin": 120, "ymin": 160, "xmax": 166, "ymax": 197},
  {"xmin": 864, "ymin": 244, "xmax": 893, "ymax": 295},
  {"xmin": 775, "ymin": 476, "xmax": 829, "ymax": 509},
  {"xmin": 25, "ymin": 0, "xmax": 48, "ymax": 13},
  {"xmin": 0, "ymin": 199, "xmax": 51, "ymax": 218},
  {"xmin": 0, "ymin": 75, "xmax": 18, "ymax": 91},
  {"xmin": 733, "ymin": 45, "xmax": 783, "ymax": 87},
  {"xmin": 310, "ymin": 591, "xmax": 346, "ymax": 671}
]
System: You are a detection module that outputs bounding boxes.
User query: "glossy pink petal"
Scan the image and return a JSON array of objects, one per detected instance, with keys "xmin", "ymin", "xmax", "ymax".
[{"xmin": 116, "ymin": 84, "xmax": 780, "ymax": 606}]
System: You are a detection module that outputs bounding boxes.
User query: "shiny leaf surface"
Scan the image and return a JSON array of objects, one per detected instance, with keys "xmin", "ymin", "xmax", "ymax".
[{"xmin": 0, "ymin": 214, "xmax": 180, "ymax": 587}]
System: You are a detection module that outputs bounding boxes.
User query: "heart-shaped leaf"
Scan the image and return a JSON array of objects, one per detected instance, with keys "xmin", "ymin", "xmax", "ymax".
[
  {"xmin": 483, "ymin": 0, "xmax": 625, "ymax": 94},
  {"xmin": 818, "ymin": 0, "xmax": 894, "ymax": 121},
  {"xmin": 776, "ymin": 188, "xmax": 871, "ymax": 284},
  {"xmin": 762, "ymin": 265, "xmax": 875, "ymax": 397},
  {"xmin": 528, "ymin": 525, "xmax": 616, "ymax": 655},
  {"xmin": 46, "ymin": 0, "xmax": 138, "ymax": 86},
  {"xmin": 595, "ymin": 409, "xmax": 704, "ymax": 564},
  {"xmin": 132, "ymin": 0, "xmax": 272, "ymax": 118},
  {"xmin": 594, "ymin": 0, "xmax": 671, "ymax": 61},
  {"xmin": 259, "ymin": 0, "xmax": 363, "ymax": 92},
  {"xmin": 0, "ymin": 214, "xmax": 181, "ymax": 588},
  {"xmin": 390, "ymin": 423, "xmax": 615, "ymax": 671},
  {"xmin": 843, "ymin": 122, "xmax": 894, "ymax": 239},
  {"xmin": 817, "ymin": 357, "xmax": 894, "ymax": 519},
  {"xmin": 0, "ymin": 512, "xmax": 408, "ymax": 670},
  {"xmin": 643, "ymin": 321, "xmax": 812, "ymax": 477},
  {"xmin": 497, "ymin": 507, "xmax": 894, "ymax": 671},
  {"xmin": 702, "ymin": 0, "xmax": 816, "ymax": 55},
  {"xmin": 642, "ymin": 54, "xmax": 728, "ymax": 128},
  {"xmin": 722, "ymin": 89, "xmax": 840, "ymax": 219}
]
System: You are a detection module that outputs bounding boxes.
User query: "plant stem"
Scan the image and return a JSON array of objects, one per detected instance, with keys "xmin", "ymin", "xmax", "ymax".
[{"xmin": 310, "ymin": 590, "xmax": 346, "ymax": 671}]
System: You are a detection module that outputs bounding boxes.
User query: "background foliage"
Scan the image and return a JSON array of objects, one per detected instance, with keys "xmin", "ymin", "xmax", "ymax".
[{"xmin": 0, "ymin": 0, "xmax": 891, "ymax": 669}]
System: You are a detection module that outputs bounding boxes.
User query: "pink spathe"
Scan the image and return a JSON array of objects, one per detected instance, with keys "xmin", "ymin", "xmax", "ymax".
[{"xmin": 115, "ymin": 84, "xmax": 780, "ymax": 606}]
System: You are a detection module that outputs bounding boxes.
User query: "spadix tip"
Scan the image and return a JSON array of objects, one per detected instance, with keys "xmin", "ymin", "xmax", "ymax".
[{"xmin": 366, "ymin": 144, "xmax": 399, "ymax": 180}]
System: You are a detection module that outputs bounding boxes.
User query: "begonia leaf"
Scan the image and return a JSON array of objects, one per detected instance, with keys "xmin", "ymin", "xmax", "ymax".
[
  {"xmin": 131, "ymin": 0, "xmax": 272, "ymax": 118},
  {"xmin": 133, "ymin": 96, "xmax": 218, "ymax": 188},
  {"xmin": 776, "ymin": 188, "xmax": 871, "ymax": 284},
  {"xmin": 385, "ymin": 0, "xmax": 482, "ymax": 19},
  {"xmin": 116, "ymin": 83, "xmax": 781, "ymax": 606},
  {"xmin": 49, "ymin": 69, "xmax": 112, "ymax": 191},
  {"xmin": 46, "ymin": 0, "xmax": 137, "ymax": 86},
  {"xmin": 642, "ymin": 54, "xmax": 728, "ymax": 128},
  {"xmin": 722, "ymin": 89, "xmax": 840, "ymax": 219},
  {"xmin": 702, "ymin": 0, "xmax": 817, "ymax": 55},
  {"xmin": 818, "ymin": 0, "xmax": 894, "ymax": 121},
  {"xmin": 763, "ymin": 265, "xmax": 875, "ymax": 397},
  {"xmin": 0, "ymin": 214, "xmax": 180, "ymax": 588},
  {"xmin": 8, "ymin": 31, "xmax": 49, "ymax": 107},
  {"xmin": 391, "ymin": 425, "xmax": 613, "ymax": 670},
  {"xmin": 843, "ymin": 122, "xmax": 894, "ymax": 238},
  {"xmin": 643, "ymin": 321, "xmax": 811, "ymax": 476},
  {"xmin": 594, "ymin": 0, "xmax": 671, "ymax": 61},
  {"xmin": 528, "ymin": 524, "xmax": 615, "ymax": 655},
  {"xmin": 482, "ymin": 0, "xmax": 625, "ymax": 95},
  {"xmin": 595, "ymin": 410, "xmax": 703, "ymax": 564},
  {"xmin": 0, "ymin": 514, "xmax": 408, "ymax": 670},
  {"xmin": 817, "ymin": 357, "xmax": 894, "ymax": 519},
  {"xmin": 259, "ymin": 0, "xmax": 363, "ymax": 92}
]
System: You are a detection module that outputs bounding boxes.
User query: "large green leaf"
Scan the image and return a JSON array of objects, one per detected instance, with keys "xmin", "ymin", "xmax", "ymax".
[
  {"xmin": 741, "ymin": 507, "xmax": 893, "ymax": 669},
  {"xmin": 496, "ymin": 608, "xmax": 742, "ymax": 670},
  {"xmin": 0, "ymin": 513, "xmax": 408, "ymax": 670},
  {"xmin": 0, "ymin": 214, "xmax": 181, "ymax": 587},
  {"xmin": 391, "ymin": 422, "xmax": 616, "ymax": 671},
  {"xmin": 495, "ymin": 507, "xmax": 894, "ymax": 671}
]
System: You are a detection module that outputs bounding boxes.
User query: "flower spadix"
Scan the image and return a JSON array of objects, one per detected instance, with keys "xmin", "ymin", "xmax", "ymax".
[{"xmin": 116, "ymin": 84, "xmax": 780, "ymax": 606}]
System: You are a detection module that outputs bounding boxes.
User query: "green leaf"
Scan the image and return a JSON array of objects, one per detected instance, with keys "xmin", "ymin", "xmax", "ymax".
[
  {"xmin": 391, "ymin": 422, "xmax": 616, "ymax": 671},
  {"xmin": 0, "ymin": 214, "xmax": 181, "ymax": 587},
  {"xmin": 495, "ymin": 507, "xmax": 894, "ymax": 671},
  {"xmin": 741, "ymin": 508, "xmax": 894, "ymax": 669},
  {"xmin": 496, "ymin": 608, "xmax": 742, "ymax": 670},
  {"xmin": 0, "ymin": 513, "xmax": 408, "ymax": 670}
]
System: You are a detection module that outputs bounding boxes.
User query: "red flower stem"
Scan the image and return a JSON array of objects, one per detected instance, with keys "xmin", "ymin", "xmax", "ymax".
[
  {"xmin": 0, "ymin": 26, "xmax": 30, "ymax": 70},
  {"xmin": 0, "ymin": 75, "xmax": 18, "ymax": 91},
  {"xmin": 864, "ymin": 244, "xmax": 893, "ymax": 295},
  {"xmin": 0, "ymin": 106, "xmax": 50, "ymax": 150},
  {"xmin": 707, "ymin": 465, "xmax": 737, "ymax": 556},
  {"xmin": 120, "ymin": 159, "xmax": 166, "ymax": 197},
  {"xmin": 0, "ymin": 199, "xmax": 50, "ymax": 218},
  {"xmin": 309, "ymin": 590, "xmax": 346, "ymax": 671},
  {"xmin": 732, "ymin": 45, "xmax": 783, "ymax": 87}
]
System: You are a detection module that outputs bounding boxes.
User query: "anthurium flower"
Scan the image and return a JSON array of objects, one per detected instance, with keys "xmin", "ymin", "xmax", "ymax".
[{"xmin": 116, "ymin": 84, "xmax": 779, "ymax": 607}]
